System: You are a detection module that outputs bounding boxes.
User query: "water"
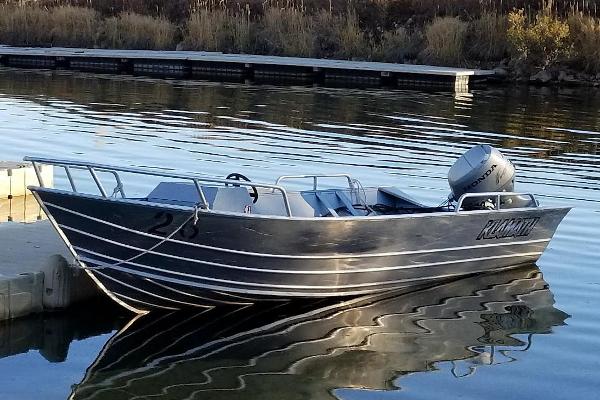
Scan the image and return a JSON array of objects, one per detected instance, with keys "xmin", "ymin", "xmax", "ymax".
[{"xmin": 0, "ymin": 68, "xmax": 598, "ymax": 399}]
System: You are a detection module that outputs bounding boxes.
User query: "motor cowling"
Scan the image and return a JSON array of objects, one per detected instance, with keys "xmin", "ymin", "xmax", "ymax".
[{"xmin": 448, "ymin": 145, "xmax": 515, "ymax": 203}]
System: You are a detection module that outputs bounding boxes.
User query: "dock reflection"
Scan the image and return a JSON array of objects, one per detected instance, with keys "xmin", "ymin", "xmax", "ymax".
[
  {"xmin": 0, "ymin": 298, "xmax": 127, "ymax": 363},
  {"xmin": 69, "ymin": 265, "xmax": 568, "ymax": 400}
]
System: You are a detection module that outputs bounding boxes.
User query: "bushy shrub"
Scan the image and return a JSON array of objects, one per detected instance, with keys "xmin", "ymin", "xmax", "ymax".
[
  {"xmin": 468, "ymin": 12, "xmax": 508, "ymax": 61},
  {"xmin": 333, "ymin": 11, "xmax": 370, "ymax": 60},
  {"xmin": 568, "ymin": 13, "xmax": 600, "ymax": 73},
  {"xmin": 258, "ymin": 8, "xmax": 314, "ymax": 57},
  {"xmin": 371, "ymin": 27, "xmax": 423, "ymax": 62},
  {"xmin": 312, "ymin": 11, "xmax": 339, "ymax": 58},
  {"xmin": 50, "ymin": 6, "xmax": 100, "ymax": 47},
  {"xmin": 0, "ymin": 5, "xmax": 52, "ymax": 46},
  {"xmin": 182, "ymin": 10, "xmax": 254, "ymax": 53},
  {"xmin": 101, "ymin": 12, "xmax": 177, "ymax": 50},
  {"xmin": 421, "ymin": 16, "xmax": 468, "ymax": 66},
  {"xmin": 507, "ymin": 9, "xmax": 571, "ymax": 67},
  {"xmin": 0, "ymin": 5, "xmax": 100, "ymax": 47}
]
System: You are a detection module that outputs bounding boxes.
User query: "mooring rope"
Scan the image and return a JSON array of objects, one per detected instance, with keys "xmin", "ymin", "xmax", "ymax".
[{"xmin": 80, "ymin": 204, "xmax": 201, "ymax": 271}]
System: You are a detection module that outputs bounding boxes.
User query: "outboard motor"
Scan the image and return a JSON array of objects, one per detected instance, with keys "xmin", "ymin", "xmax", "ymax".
[{"xmin": 448, "ymin": 145, "xmax": 515, "ymax": 209}]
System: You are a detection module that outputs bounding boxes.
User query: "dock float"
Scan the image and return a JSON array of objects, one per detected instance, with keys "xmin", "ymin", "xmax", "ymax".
[
  {"xmin": 0, "ymin": 46, "xmax": 494, "ymax": 91},
  {"xmin": 0, "ymin": 221, "xmax": 100, "ymax": 321},
  {"xmin": 0, "ymin": 162, "xmax": 99, "ymax": 321}
]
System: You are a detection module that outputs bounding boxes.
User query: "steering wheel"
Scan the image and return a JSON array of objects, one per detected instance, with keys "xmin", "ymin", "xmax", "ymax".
[{"xmin": 225, "ymin": 173, "xmax": 259, "ymax": 204}]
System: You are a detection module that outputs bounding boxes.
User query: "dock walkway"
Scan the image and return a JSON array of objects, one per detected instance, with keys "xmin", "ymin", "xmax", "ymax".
[{"xmin": 0, "ymin": 46, "xmax": 494, "ymax": 91}]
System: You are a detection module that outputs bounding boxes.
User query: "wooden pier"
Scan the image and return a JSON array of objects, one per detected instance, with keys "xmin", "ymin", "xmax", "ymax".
[{"xmin": 0, "ymin": 46, "xmax": 494, "ymax": 91}]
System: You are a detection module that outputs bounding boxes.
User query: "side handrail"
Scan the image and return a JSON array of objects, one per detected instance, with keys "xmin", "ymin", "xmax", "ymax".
[
  {"xmin": 275, "ymin": 174, "xmax": 355, "ymax": 191},
  {"xmin": 25, "ymin": 156, "xmax": 293, "ymax": 217},
  {"xmin": 455, "ymin": 192, "xmax": 538, "ymax": 212}
]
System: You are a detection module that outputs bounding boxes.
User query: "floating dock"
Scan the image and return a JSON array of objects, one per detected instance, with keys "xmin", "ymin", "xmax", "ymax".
[
  {"xmin": 0, "ymin": 46, "xmax": 495, "ymax": 91},
  {"xmin": 0, "ymin": 163, "xmax": 100, "ymax": 321}
]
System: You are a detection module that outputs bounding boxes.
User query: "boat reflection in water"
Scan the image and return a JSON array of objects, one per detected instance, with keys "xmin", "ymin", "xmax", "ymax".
[{"xmin": 70, "ymin": 265, "xmax": 568, "ymax": 400}]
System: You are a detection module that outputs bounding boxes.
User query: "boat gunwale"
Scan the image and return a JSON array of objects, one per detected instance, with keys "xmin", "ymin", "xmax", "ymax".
[{"xmin": 30, "ymin": 185, "xmax": 572, "ymax": 222}]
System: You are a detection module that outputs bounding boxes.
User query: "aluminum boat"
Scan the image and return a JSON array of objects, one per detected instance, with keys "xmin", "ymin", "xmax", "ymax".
[{"xmin": 25, "ymin": 145, "xmax": 571, "ymax": 312}]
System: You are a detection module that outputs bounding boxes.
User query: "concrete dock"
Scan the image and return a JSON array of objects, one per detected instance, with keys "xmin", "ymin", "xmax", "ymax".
[
  {"xmin": 0, "ymin": 163, "xmax": 100, "ymax": 321},
  {"xmin": 0, "ymin": 221, "xmax": 100, "ymax": 321},
  {"xmin": 0, "ymin": 46, "xmax": 494, "ymax": 91}
]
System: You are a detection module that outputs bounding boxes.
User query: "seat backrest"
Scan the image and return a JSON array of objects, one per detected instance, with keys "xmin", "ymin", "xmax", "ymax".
[
  {"xmin": 252, "ymin": 190, "xmax": 319, "ymax": 217},
  {"xmin": 211, "ymin": 187, "xmax": 253, "ymax": 212},
  {"xmin": 147, "ymin": 182, "xmax": 252, "ymax": 212}
]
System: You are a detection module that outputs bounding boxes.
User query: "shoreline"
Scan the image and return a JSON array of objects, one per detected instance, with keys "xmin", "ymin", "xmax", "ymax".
[{"xmin": 1, "ymin": 2, "xmax": 600, "ymax": 87}]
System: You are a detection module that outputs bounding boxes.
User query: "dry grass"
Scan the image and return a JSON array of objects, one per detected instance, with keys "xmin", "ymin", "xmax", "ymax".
[
  {"xmin": 468, "ymin": 12, "xmax": 508, "ymax": 61},
  {"xmin": 311, "ymin": 11, "xmax": 372, "ymax": 60},
  {"xmin": 421, "ymin": 16, "xmax": 468, "ymax": 66},
  {"xmin": 0, "ymin": 5, "xmax": 52, "ymax": 46},
  {"xmin": 0, "ymin": 5, "xmax": 99, "ymax": 47},
  {"xmin": 229, "ymin": 11, "xmax": 254, "ymax": 53},
  {"xmin": 568, "ymin": 12, "xmax": 600, "ymax": 73},
  {"xmin": 2, "ymin": 1, "xmax": 600, "ymax": 74},
  {"xmin": 311, "ymin": 11, "xmax": 338, "ymax": 58},
  {"xmin": 333, "ymin": 11, "xmax": 369, "ymax": 60},
  {"xmin": 182, "ymin": 10, "xmax": 228, "ymax": 51},
  {"xmin": 259, "ymin": 8, "xmax": 314, "ymax": 57},
  {"xmin": 371, "ymin": 27, "xmax": 422, "ymax": 62},
  {"xmin": 182, "ymin": 9, "xmax": 253, "ymax": 53},
  {"xmin": 50, "ymin": 6, "xmax": 100, "ymax": 47},
  {"xmin": 101, "ymin": 12, "xmax": 177, "ymax": 50}
]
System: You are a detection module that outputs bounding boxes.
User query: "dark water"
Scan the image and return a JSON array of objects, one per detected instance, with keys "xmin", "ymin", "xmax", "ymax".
[{"xmin": 0, "ymin": 68, "xmax": 598, "ymax": 399}]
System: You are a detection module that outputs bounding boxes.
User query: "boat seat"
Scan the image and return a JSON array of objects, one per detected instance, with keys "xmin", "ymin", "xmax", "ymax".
[
  {"xmin": 314, "ymin": 190, "xmax": 360, "ymax": 217},
  {"xmin": 147, "ymin": 182, "xmax": 253, "ymax": 212},
  {"xmin": 378, "ymin": 186, "xmax": 424, "ymax": 208},
  {"xmin": 251, "ymin": 189, "xmax": 362, "ymax": 217},
  {"xmin": 315, "ymin": 192, "xmax": 339, "ymax": 217}
]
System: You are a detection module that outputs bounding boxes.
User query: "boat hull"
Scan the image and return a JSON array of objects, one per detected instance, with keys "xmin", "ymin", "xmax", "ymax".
[{"xmin": 32, "ymin": 188, "xmax": 570, "ymax": 311}]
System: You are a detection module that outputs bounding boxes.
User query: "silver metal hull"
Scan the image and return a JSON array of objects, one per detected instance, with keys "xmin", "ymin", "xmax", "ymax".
[{"xmin": 32, "ymin": 188, "xmax": 570, "ymax": 312}]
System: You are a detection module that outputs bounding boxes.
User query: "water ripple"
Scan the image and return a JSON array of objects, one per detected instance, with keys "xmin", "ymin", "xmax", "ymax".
[{"xmin": 0, "ymin": 68, "xmax": 598, "ymax": 400}]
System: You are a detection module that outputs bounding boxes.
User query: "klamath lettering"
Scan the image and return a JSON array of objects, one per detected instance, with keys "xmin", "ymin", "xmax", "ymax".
[
  {"xmin": 476, "ymin": 217, "xmax": 540, "ymax": 240},
  {"xmin": 463, "ymin": 164, "xmax": 497, "ymax": 192}
]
